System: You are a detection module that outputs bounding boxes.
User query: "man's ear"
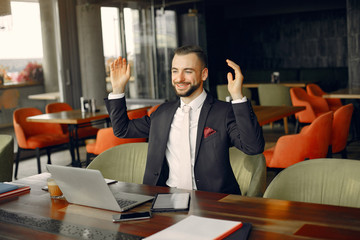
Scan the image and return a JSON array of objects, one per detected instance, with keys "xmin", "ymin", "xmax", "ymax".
[{"xmin": 202, "ymin": 68, "xmax": 208, "ymax": 81}]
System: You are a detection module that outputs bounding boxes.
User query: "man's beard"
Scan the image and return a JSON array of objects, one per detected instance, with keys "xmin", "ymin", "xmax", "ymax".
[{"xmin": 173, "ymin": 81, "xmax": 201, "ymax": 97}]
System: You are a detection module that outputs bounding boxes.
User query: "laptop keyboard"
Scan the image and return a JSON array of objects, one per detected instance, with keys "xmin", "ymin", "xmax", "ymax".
[{"xmin": 116, "ymin": 199, "xmax": 137, "ymax": 209}]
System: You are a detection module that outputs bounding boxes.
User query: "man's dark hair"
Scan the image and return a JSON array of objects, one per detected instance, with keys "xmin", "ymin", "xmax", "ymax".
[{"xmin": 173, "ymin": 45, "xmax": 208, "ymax": 68}]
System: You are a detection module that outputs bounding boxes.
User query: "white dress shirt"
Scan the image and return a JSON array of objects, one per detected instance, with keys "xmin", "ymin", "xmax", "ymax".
[
  {"xmin": 108, "ymin": 90, "xmax": 247, "ymax": 190},
  {"xmin": 165, "ymin": 90, "xmax": 207, "ymax": 189}
]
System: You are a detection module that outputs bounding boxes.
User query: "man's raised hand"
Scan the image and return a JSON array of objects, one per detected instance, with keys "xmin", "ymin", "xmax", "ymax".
[
  {"xmin": 226, "ymin": 59, "xmax": 244, "ymax": 100},
  {"xmin": 110, "ymin": 57, "xmax": 131, "ymax": 94}
]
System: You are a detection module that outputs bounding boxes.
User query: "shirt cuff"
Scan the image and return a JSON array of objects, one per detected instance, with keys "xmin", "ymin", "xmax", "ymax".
[
  {"xmin": 232, "ymin": 96, "xmax": 247, "ymax": 104},
  {"xmin": 108, "ymin": 92, "xmax": 125, "ymax": 100}
]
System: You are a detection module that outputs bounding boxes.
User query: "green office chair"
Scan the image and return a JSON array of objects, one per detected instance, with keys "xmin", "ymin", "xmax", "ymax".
[
  {"xmin": 263, "ymin": 158, "xmax": 360, "ymax": 208},
  {"xmin": 230, "ymin": 147, "xmax": 266, "ymax": 197},
  {"xmin": 0, "ymin": 135, "xmax": 14, "ymax": 182},
  {"xmin": 258, "ymin": 84, "xmax": 292, "ymax": 133},
  {"xmin": 87, "ymin": 142, "xmax": 148, "ymax": 184},
  {"xmin": 216, "ymin": 84, "xmax": 252, "ymax": 103}
]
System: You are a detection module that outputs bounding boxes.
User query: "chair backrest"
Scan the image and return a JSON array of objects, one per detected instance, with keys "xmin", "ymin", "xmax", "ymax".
[
  {"xmin": 263, "ymin": 158, "xmax": 360, "ymax": 208},
  {"xmin": 46, "ymin": 102, "xmax": 73, "ymax": 133},
  {"xmin": 88, "ymin": 143, "xmax": 266, "ymax": 194},
  {"xmin": 290, "ymin": 87, "xmax": 316, "ymax": 123},
  {"xmin": 0, "ymin": 135, "xmax": 14, "ymax": 182},
  {"xmin": 306, "ymin": 83, "xmax": 342, "ymax": 111},
  {"xmin": 87, "ymin": 142, "xmax": 149, "ymax": 184},
  {"xmin": 290, "ymin": 87, "xmax": 329, "ymax": 123},
  {"xmin": 13, "ymin": 108, "xmax": 65, "ymax": 148},
  {"xmin": 147, "ymin": 104, "xmax": 161, "ymax": 116},
  {"xmin": 216, "ymin": 84, "xmax": 252, "ymax": 102},
  {"xmin": 306, "ymin": 83, "xmax": 325, "ymax": 97},
  {"xmin": 301, "ymin": 111, "xmax": 333, "ymax": 159},
  {"xmin": 331, "ymin": 103, "xmax": 354, "ymax": 153},
  {"xmin": 46, "ymin": 102, "xmax": 73, "ymax": 113},
  {"xmin": 258, "ymin": 84, "xmax": 291, "ymax": 106},
  {"xmin": 127, "ymin": 107, "xmax": 149, "ymax": 120},
  {"xmin": 229, "ymin": 147, "xmax": 266, "ymax": 197},
  {"xmin": 266, "ymin": 111, "xmax": 333, "ymax": 168}
]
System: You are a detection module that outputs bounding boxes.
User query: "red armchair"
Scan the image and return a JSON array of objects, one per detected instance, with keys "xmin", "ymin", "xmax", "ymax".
[
  {"xmin": 264, "ymin": 111, "xmax": 333, "ymax": 169},
  {"xmin": 13, "ymin": 107, "xmax": 70, "ymax": 178},
  {"xmin": 306, "ymin": 83, "xmax": 342, "ymax": 111},
  {"xmin": 330, "ymin": 103, "xmax": 354, "ymax": 158},
  {"xmin": 290, "ymin": 87, "xmax": 329, "ymax": 132}
]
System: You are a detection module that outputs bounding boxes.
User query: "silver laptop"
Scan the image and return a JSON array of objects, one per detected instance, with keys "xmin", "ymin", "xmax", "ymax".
[{"xmin": 46, "ymin": 165, "xmax": 154, "ymax": 212}]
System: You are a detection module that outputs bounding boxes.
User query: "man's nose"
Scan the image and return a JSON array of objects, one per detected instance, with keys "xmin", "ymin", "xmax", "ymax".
[{"xmin": 178, "ymin": 72, "xmax": 185, "ymax": 82}]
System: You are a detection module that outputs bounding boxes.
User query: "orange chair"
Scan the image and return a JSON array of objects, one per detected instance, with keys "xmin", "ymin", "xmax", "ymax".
[
  {"xmin": 85, "ymin": 127, "xmax": 147, "ymax": 165},
  {"xmin": 306, "ymin": 83, "xmax": 342, "ymax": 111},
  {"xmin": 127, "ymin": 107, "xmax": 149, "ymax": 120},
  {"xmin": 329, "ymin": 104, "xmax": 354, "ymax": 158},
  {"xmin": 85, "ymin": 107, "xmax": 149, "ymax": 165},
  {"xmin": 147, "ymin": 104, "xmax": 161, "ymax": 116},
  {"xmin": 290, "ymin": 87, "xmax": 329, "ymax": 132},
  {"xmin": 13, "ymin": 107, "xmax": 70, "ymax": 178},
  {"xmin": 46, "ymin": 102, "xmax": 99, "ymax": 139},
  {"xmin": 264, "ymin": 111, "xmax": 333, "ymax": 169}
]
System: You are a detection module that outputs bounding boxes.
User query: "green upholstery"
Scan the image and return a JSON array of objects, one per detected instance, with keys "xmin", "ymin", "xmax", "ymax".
[
  {"xmin": 87, "ymin": 142, "xmax": 148, "ymax": 184},
  {"xmin": 216, "ymin": 84, "xmax": 252, "ymax": 103},
  {"xmin": 88, "ymin": 143, "xmax": 266, "ymax": 196},
  {"xmin": 258, "ymin": 84, "xmax": 292, "ymax": 106},
  {"xmin": 0, "ymin": 135, "xmax": 14, "ymax": 182},
  {"xmin": 229, "ymin": 147, "xmax": 266, "ymax": 197},
  {"xmin": 263, "ymin": 158, "xmax": 360, "ymax": 208}
]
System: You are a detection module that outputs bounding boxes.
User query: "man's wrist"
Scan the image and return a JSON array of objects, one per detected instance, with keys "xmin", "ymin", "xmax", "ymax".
[
  {"xmin": 232, "ymin": 96, "xmax": 247, "ymax": 104},
  {"xmin": 108, "ymin": 92, "xmax": 125, "ymax": 100}
]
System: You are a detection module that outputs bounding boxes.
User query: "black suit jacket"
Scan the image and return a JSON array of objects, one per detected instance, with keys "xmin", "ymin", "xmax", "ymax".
[{"xmin": 105, "ymin": 93, "xmax": 264, "ymax": 194}]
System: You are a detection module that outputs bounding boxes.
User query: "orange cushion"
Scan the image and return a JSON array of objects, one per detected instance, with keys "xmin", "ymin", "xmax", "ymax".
[{"xmin": 26, "ymin": 134, "xmax": 69, "ymax": 149}]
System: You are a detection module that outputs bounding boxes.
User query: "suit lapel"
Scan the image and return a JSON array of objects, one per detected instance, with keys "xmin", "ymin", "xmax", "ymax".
[{"xmin": 195, "ymin": 94, "xmax": 214, "ymax": 160}]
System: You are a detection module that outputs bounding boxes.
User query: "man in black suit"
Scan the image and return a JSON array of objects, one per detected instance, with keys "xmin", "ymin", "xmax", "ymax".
[{"xmin": 105, "ymin": 45, "xmax": 264, "ymax": 194}]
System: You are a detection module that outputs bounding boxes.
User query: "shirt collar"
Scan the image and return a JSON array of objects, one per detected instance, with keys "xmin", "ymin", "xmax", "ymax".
[{"xmin": 180, "ymin": 89, "xmax": 207, "ymax": 110}]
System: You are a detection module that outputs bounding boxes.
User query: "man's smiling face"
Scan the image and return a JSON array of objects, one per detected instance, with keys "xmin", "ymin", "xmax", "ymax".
[{"xmin": 171, "ymin": 53, "xmax": 208, "ymax": 100}]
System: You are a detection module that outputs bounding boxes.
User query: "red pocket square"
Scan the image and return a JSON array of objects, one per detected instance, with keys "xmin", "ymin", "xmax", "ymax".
[{"xmin": 204, "ymin": 127, "xmax": 216, "ymax": 138}]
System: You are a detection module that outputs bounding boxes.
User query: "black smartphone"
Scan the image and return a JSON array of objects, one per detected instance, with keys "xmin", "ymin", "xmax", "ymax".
[{"xmin": 112, "ymin": 211, "xmax": 152, "ymax": 222}]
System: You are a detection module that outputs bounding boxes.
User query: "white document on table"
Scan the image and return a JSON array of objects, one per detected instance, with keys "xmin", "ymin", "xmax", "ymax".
[{"xmin": 144, "ymin": 215, "xmax": 243, "ymax": 240}]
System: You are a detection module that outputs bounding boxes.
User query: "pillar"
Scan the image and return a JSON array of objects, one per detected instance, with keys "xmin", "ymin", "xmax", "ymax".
[
  {"xmin": 347, "ymin": 0, "xmax": 360, "ymax": 88},
  {"xmin": 76, "ymin": 3, "xmax": 107, "ymax": 104},
  {"xmin": 38, "ymin": 0, "xmax": 59, "ymax": 93}
]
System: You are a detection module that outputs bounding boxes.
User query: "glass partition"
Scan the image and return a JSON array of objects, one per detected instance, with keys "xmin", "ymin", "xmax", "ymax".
[{"xmin": 101, "ymin": 3, "xmax": 179, "ymax": 100}]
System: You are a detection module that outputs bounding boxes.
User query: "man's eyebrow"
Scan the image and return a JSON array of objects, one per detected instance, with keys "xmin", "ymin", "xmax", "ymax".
[{"xmin": 171, "ymin": 67, "xmax": 195, "ymax": 71}]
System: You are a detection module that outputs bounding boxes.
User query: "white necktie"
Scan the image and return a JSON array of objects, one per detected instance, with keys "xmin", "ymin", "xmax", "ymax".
[{"xmin": 178, "ymin": 105, "xmax": 192, "ymax": 190}]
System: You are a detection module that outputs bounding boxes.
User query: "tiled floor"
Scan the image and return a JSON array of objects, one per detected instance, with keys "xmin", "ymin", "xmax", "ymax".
[{"xmin": 2, "ymin": 122, "xmax": 360, "ymax": 186}]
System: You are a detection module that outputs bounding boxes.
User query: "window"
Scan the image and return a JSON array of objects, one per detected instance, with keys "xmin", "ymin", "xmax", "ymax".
[{"xmin": 0, "ymin": 1, "xmax": 43, "ymax": 85}]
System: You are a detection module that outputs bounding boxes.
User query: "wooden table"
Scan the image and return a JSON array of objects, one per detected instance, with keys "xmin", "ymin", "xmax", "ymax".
[
  {"xmin": 26, "ymin": 105, "xmax": 149, "ymax": 166},
  {"xmin": 244, "ymin": 83, "xmax": 306, "ymax": 88},
  {"xmin": 1, "ymin": 173, "xmax": 360, "ymax": 239},
  {"xmin": 322, "ymin": 88, "xmax": 360, "ymax": 99},
  {"xmin": 253, "ymin": 106, "xmax": 305, "ymax": 134}
]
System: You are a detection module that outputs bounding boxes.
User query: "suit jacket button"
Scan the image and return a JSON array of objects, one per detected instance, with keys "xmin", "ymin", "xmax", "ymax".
[{"xmin": 154, "ymin": 173, "xmax": 159, "ymax": 176}]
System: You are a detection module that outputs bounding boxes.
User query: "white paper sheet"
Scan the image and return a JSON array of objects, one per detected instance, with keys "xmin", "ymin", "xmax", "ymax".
[{"xmin": 144, "ymin": 215, "xmax": 242, "ymax": 240}]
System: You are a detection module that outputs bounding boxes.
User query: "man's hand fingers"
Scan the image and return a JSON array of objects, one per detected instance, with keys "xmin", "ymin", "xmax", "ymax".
[
  {"xmin": 226, "ymin": 59, "xmax": 241, "ymax": 71},
  {"xmin": 227, "ymin": 72, "xmax": 233, "ymax": 83}
]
